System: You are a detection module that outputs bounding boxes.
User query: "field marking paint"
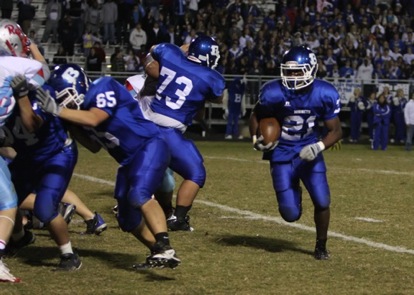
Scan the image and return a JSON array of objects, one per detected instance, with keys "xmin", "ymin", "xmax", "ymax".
[
  {"xmin": 355, "ymin": 217, "xmax": 384, "ymax": 223},
  {"xmin": 72, "ymin": 173, "xmax": 414, "ymax": 255}
]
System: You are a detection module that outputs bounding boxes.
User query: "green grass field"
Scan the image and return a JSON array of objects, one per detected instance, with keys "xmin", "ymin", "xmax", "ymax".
[{"xmin": 2, "ymin": 141, "xmax": 414, "ymax": 295}]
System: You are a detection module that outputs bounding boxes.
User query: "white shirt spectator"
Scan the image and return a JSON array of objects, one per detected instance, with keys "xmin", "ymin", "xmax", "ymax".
[
  {"xmin": 405, "ymin": 97, "xmax": 414, "ymax": 125},
  {"xmin": 129, "ymin": 24, "xmax": 147, "ymax": 51},
  {"xmin": 356, "ymin": 59, "xmax": 373, "ymax": 83}
]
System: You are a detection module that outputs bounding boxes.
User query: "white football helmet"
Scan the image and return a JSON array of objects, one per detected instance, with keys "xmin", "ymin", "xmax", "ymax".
[{"xmin": 0, "ymin": 19, "xmax": 30, "ymax": 58}]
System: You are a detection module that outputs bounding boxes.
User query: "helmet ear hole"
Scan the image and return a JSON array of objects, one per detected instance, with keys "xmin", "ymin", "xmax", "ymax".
[{"xmin": 280, "ymin": 45, "xmax": 318, "ymax": 90}]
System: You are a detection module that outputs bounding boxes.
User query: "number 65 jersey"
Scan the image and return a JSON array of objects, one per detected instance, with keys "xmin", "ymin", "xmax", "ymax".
[
  {"xmin": 82, "ymin": 77, "xmax": 160, "ymax": 165},
  {"xmin": 148, "ymin": 43, "xmax": 225, "ymax": 132},
  {"xmin": 257, "ymin": 79, "xmax": 341, "ymax": 162}
]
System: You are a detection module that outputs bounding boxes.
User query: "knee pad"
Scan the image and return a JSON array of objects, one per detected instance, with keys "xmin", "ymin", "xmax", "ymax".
[
  {"xmin": 33, "ymin": 207, "xmax": 58, "ymax": 224},
  {"xmin": 279, "ymin": 205, "xmax": 301, "ymax": 222}
]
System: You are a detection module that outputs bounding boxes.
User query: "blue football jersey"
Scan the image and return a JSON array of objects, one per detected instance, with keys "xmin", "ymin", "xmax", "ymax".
[
  {"xmin": 151, "ymin": 43, "xmax": 225, "ymax": 127},
  {"xmin": 3, "ymin": 84, "xmax": 69, "ymax": 162},
  {"xmin": 82, "ymin": 77, "xmax": 160, "ymax": 165},
  {"xmin": 257, "ymin": 79, "xmax": 341, "ymax": 162}
]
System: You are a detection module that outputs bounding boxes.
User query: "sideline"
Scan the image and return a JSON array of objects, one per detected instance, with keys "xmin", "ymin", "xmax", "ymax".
[{"xmin": 72, "ymin": 172, "xmax": 414, "ymax": 255}]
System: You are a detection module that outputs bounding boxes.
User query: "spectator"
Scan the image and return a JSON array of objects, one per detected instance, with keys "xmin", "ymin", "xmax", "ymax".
[
  {"xmin": 146, "ymin": 21, "xmax": 167, "ymax": 50},
  {"xmin": 165, "ymin": 24, "xmax": 182, "ymax": 46},
  {"xmin": 123, "ymin": 49, "xmax": 141, "ymax": 71},
  {"xmin": 85, "ymin": 47, "xmax": 104, "ymax": 72},
  {"xmin": 68, "ymin": 0, "xmax": 85, "ymax": 43},
  {"xmin": 372, "ymin": 92, "xmax": 391, "ymax": 150},
  {"xmin": 0, "ymin": 0, "xmax": 13, "ymax": 19},
  {"xmin": 224, "ymin": 76, "xmax": 246, "ymax": 140},
  {"xmin": 404, "ymin": 92, "xmax": 414, "ymax": 151},
  {"xmin": 41, "ymin": 0, "xmax": 61, "ymax": 43},
  {"xmin": 348, "ymin": 87, "xmax": 368, "ymax": 143},
  {"xmin": 52, "ymin": 45, "xmax": 68, "ymax": 66},
  {"xmin": 102, "ymin": 0, "xmax": 118, "ymax": 45},
  {"xmin": 17, "ymin": 0, "xmax": 36, "ymax": 34},
  {"xmin": 403, "ymin": 46, "xmax": 414, "ymax": 65},
  {"xmin": 129, "ymin": 23, "xmax": 147, "ymax": 53},
  {"xmin": 82, "ymin": 28, "xmax": 101, "ymax": 57},
  {"xmin": 84, "ymin": 0, "xmax": 102, "ymax": 36},
  {"xmin": 59, "ymin": 15, "xmax": 77, "ymax": 56},
  {"xmin": 391, "ymin": 88, "xmax": 408, "ymax": 144},
  {"xmin": 356, "ymin": 58, "xmax": 374, "ymax": 83},
  {"xmin": 110, "ymin": 46, "xmax": 125, "ymax": 72}
]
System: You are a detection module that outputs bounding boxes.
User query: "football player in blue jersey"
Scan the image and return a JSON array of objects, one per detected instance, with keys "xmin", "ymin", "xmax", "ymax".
[
  {"xmin": 2, "ymin": 76, "xmax": 82, "ymax": 271},
  {"xmin": 249, "ymin": 45, "xmax": 343, "ymax": 260},
  {"xmin": 36, "ymin": 64, "xmax": 180, "ymax": 269},
  {"xmin": 144, "ymin": 35, "xmax": 226, "ymax": 231}
]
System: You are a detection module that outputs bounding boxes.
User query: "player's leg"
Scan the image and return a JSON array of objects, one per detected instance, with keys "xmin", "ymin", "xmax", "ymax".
[
  {"xmin": 34, "ymin": 143, "xmax": 81, "ymax": 270},
  {"xmin": 61, "ymin": 189, "xmax": 107, "ymax": 235},
  {"xmin": 299, "ymin": 156, "xmax": 331, "ymax": 260},
  {"xmin": 270, "ymin": 161, "xmax": 302, "ymax": 222},
  {"xmin": 122, "ymin": 136, "xmax": 180, "ymax": 267},
  {"xmin": 0, "ymin": 158, "xmax": 21, "ymax": 282},
  {"xmin": 166, "ymin": 129, "xmax": 206, "ymax": 231},
  {"xmin": 153, "ymin": 168, "xmax": 175, "ymax": 218}
]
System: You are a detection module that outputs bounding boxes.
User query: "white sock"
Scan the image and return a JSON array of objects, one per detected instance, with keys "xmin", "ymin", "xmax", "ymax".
[
  {"xmin": 0, "ymin": 239, "xmax": 6, "ymax": 250},
  {"xmin": 59, "ymin": 242, "xmax": 73, "ymax": 255}
]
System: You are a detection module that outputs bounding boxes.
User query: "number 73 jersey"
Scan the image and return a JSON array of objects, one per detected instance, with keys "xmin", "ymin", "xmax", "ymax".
[
  {"xmin": 257, "ymin": 79, "xmax": 341, "ymax": 162},
  {"xmin": 150, "ymin": 43, "xmax": 225, "ymax": 129}
]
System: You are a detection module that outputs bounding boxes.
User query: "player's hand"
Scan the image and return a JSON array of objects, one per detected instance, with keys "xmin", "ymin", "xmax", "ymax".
[
  {"xmin": 299, "ymin": 142, "xmax": 325, "ymax": 161},
  {"xmin": 11, "ymin": 75, "xmax": 29, "ymax": 99},
  {"xmin": 36, "ymin": 87, "xmax": 62, "ymax": 116},
  {"xmin": 253, "ymin": 135, "xmax": 278, "ymax": 152}
]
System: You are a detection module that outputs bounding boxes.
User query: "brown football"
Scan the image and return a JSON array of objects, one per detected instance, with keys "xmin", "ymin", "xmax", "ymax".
[{"xmin": 259, "ymin": 117, "xmax": 281, "ymax": 145}]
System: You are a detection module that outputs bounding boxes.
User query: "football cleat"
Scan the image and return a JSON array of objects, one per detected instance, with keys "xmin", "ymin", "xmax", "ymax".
[
  {"xmin": 5, "ymin": 230, "xmax": 35, "ymax": 257},
  {"xmin": 55, "ymin": 252, "xmax": 82, "ymax": 271},
  {"xmin": 58, "ymin": 203, "xmax": 77, "ymax": 224},
  {"xmin": 83, "ymin": 212, "xmax": 107, "ymax": 235},
  {"xmin": 146, "ymin": 248, "xmax": 181, "ymax": 269},
  {"xmin": 0, "ymin": 259, "xmax": 21, "ymax": 283},
  {"xmin": 167, "ymin": 214, "xmax": 194, "ymax": 232},
  {"xmin": 314, "ymin": 247, "xmax": 330, "ymax": 260}
]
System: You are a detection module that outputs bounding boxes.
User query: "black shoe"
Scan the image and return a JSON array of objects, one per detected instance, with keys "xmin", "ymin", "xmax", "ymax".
[
  {"xmin": 56, "ymin": 253, "xmax": 82, "ymax": 271},
  {"xmin": 314, "ymin": 247, "xmax": 330, "ymax": 260},
  {"xmin": 135, "ymin": 247, "xmax": 181, "ymax": 270},
  {"xmin": 58, "ymin": 203, "xmax": 77, "ymax": 224},
  {"xmin": 5, "ymin": 230, "xmax": 36, "ymax": 257},
  {"xmin": 167, "ymin": 215, "xmax": 193, "ymax": 232}
]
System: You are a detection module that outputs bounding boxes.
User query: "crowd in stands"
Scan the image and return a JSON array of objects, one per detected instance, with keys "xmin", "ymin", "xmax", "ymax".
[{"xmin": 3, "ymin": 0, "xmax": 413, "ymax": 82}]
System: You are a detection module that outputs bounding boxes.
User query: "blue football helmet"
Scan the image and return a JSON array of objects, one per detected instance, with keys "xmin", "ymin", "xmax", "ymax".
[
  {"xmin": 280, "ymin": 45, "xmax": 318, "ymax": 90},
  {"xmin": 187, "ymin": 35, "xmax": 220, "ymax": 69},
  {"xmin": 48, "ymin": 64, "xmax": 90, "ymax": 109}
]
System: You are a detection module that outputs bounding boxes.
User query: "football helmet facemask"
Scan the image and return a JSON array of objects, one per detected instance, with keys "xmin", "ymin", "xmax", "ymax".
[
  {"xmin": 0, "ymin": 19, "xmax": 30, "ymax": 58},
  {"xmin": 187, "ymin": 35, "xmax": 220, "ymax": 69},
  {"xmin": 280, "ymin": 45, "xmax": 318, "ymax": 90},
  {"xmin": 48, "ymin": 64, "xmax": 90, "ymax": 109}
]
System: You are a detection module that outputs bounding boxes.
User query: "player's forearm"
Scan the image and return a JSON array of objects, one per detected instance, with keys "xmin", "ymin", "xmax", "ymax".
[
  {"xmin": 321, "ymin": 118, "xmax": 343, "ymax": 149},
  {"xmin": 59, "ymin": 108, "xmax": 102, "ymax": 127},
  {"xmin": 17, "ymin": 97, "xmax": 43, "ymax": 132}
]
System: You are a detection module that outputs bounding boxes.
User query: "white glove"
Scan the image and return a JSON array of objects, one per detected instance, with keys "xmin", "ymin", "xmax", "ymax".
[
  {"xmin": 253, "ymin": 135, "xmax": 278, "ymax": 152},
  {"xmin": 223, "ymin": 109, "xmax": 229, "ymax": 119},
  {"xmin": 299, "ymin": 141, "xmax": 325, "ymax": 161},
  {"xmin": 36, "ymin": 87, "xmax": 62, "ymax": 116}
]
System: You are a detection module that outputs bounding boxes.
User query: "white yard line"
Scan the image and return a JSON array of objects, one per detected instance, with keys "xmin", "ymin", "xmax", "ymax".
[{"xmin": 72, "ymin": 169, "xmax": 414, "ymax": 255}]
